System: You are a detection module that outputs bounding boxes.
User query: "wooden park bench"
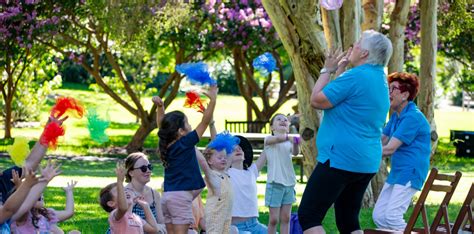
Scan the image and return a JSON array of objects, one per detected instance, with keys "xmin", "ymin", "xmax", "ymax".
[{"xmin": 225, "ymin": 120, "xmax": 271, "ymax": 134}]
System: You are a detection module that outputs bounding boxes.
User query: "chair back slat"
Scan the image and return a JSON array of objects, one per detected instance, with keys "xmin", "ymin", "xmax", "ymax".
[
  {"xmin": 430, "ymin": 171, "xmax": 462, "ymax": 232},
  {"xmin": 435, "ymin": 174, "xmax": 457, "ymax": 182},
  {"xmin": 430, "ymin": 185, "xmax": 452, "ymax": 193}
]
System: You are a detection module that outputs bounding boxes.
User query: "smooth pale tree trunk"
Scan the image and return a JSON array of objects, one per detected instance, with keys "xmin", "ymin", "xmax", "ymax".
[
  {"xmin": 340, "ymin": 0, "xmax": 362, "ymax": 50},
  {"xmin": 322, "ymin": 8, "xmax": 342, "ymax": 49},
  {"xmin": 361, "ymin": 0, "xmax": 388, "ymax": 201},
  {"xmin": 362, "ymin": 0, "xmax": 384, "ymax": 31},
  {"xmin": 418, "ymin": 0, "xmax": 438, "ymax": 156},
  {"xmin": 262, "ymin": 0, "xmax": 326, "ymax": 177},
  {"xmin": 388, "ymin": 0, "xmax": 410, "ymax": 73}
]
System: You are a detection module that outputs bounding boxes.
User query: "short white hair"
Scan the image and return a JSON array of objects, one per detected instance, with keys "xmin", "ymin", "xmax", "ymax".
[{"xmin": 360, "ymin": 30, "xmax": 393, "ymax": 66}]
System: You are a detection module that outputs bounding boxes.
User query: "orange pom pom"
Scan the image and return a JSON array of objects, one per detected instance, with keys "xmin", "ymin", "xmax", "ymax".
[{"xmin": 51, "ymin": 97, "xmax": 84, "ymax": 118}]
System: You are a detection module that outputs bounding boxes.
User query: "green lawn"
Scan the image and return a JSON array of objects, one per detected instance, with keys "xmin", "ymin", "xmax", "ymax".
[{"xmin": 0, "ymin": 83, "xmax": 473, "ymax": 232}]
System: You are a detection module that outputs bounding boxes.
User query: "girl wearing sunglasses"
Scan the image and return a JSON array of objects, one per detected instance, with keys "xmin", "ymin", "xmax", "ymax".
[{"xmin": 124, "ymin": 152, "xmax": 166, "ymax": 233}]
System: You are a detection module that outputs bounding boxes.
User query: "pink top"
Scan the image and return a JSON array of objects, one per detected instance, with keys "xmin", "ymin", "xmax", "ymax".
[
  {"xmin": 109, "ymin": 210, "xmax": 144, "ymax": 234},
  {"xmin": 11, "ymin": 208, "xmax": 59, "ymax": 233}
]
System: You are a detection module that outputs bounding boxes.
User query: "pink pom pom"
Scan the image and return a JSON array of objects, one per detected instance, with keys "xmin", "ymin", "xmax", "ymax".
[{"xmin": 321, "ymin": 0, "xmax": 343, "ymax": 10}]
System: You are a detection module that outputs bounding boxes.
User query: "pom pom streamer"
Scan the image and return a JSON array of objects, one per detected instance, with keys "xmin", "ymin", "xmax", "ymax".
[
  {"xmin": 86, "ymin": 107, "xmax": 110, "ymax": 144},
  {"xmin": 176, "ymin": 62, "xmax": 216, "ymax": 86},
  {"xmin": 321, "ymin": 0, "xmax": 343, "ymax": 10},
  {"xmin": 253, "ymin": 52, "xmax": 276, "ymax": 77},
  {"xmin": 207, "ymin": 132, "xmax": 240, "ymax": 156},
  {"xmin": 6, "ymin": 137, "xmax": 30, "ymax": 166},
  {"xmin": 184, "ymin": 91, "xmax": 206, "ymax": 113},
  {"xmin": 51, "ymin": 97, "xmax": 85, "ymax": 118},
  {"xmin": 40, "ymin": 122, "xmax": 66, "ymax": 149}
]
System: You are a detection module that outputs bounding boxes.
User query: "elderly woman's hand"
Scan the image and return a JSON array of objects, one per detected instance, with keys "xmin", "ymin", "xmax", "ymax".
[{"xmin": 323, "ymin": 47, "xmax": 345, "ymax": 73}]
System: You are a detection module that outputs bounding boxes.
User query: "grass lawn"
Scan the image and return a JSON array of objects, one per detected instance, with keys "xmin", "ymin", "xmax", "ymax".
[{"xmin": 0, "ymin": 83, "xmax": 473, "ymax": 232}]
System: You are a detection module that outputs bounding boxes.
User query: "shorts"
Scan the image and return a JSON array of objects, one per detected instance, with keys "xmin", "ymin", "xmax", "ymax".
[
  {"xmin": 162, "ymin": 191, "xmax": 195, "ymax": 225},
  {"xmin": 265, "ymin": 183, "xmax": 296, "ymax": 208}
]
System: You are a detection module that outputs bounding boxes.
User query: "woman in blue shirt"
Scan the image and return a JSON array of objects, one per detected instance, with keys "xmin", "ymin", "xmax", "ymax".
[
  {"xmin": 372, "ymin": 72, "xmax": 431, "ymax": 231},
  {"xmin": 298, "ymin": 30, "xmax": 393, "ymax": 234}
]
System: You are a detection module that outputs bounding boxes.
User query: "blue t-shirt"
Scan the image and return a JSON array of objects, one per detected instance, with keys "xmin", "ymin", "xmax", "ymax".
[
  {"xmin": 0, "ymin": 219, "xmax": 10, "ymax": 234},
  {"xmin": 317, "ymin": 64, "xmax": 390, "ymax": 173},
  {"xmin": 163, "ymin": 130, "xmax": 205, "ymax": 192},
  {"xmin": 383, "ymin": 102, "xmax": 431, "ymax": 190}
]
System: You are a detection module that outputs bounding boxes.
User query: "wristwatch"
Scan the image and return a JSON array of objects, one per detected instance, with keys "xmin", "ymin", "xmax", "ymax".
[{"xmin": 320, "ymin": 67, "xmax": 333, "ymax": 74}]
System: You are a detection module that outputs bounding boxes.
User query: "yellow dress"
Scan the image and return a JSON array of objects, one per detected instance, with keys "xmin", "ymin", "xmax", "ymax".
[{"xmin": 205, "ymin": 171, "xmax": 233, "ymax": 234}]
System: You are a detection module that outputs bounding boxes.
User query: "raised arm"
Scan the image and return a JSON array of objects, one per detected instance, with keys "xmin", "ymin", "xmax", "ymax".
[
  {"xmin": 311, "ymin": 48, "xmax": 350, "ymax": 110},
  {"xmin": 195, "ymin": 85, "xmax": 218, "ymax": 138},
  {"xmin": 152, "ymin": 96, "xmax": 165, "ymax": 128},
  {"xmin": 0, "ymin": 168, "xmax": 39, "ymax": 223},
  {"xmin": 153, "ymin": 189, "xmax": 165, "ymax": 224},
  {"xmin": 24, "ymin": 115, "xmax": 68, "ymax": 171},
  {"xmin": 115, "ymin": 161, "xmax": 128, "ymax": 221},
  {"xmin": 209, "ymin": 117, "xmax": 217, "ymax": 140},
  {"xmin": 55, "ymin": 180, "xmax": 77, "ymax": 222},
  {"xmin": 11, "ymin": 161, "xmax": 62, "ymax": 222},
  {"xmin": 264, "ymin": 135, "xmax": 289, "ymax": 146},
  {"xmin": 255, "ymin": 151, "xmax": 267, "ymax": 171},
  {"xmin": 290, "ymin": 136, "xmax": 300, "ymax": 156},
  {"xmin": 136, "ymin": 197, "xmax": 159, "ymax": 233},
  {"xmin": 196, "ymin": 149, "xmax": 215, "ymax": 192}
]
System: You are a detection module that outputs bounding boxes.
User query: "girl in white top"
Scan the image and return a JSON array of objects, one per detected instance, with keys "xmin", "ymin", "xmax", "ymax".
[
  {"xmin": 228, "ymin": 135, "xmax": 268, "ymax": 234},
  {"xmin": 264, "ymin": 113, "xmax": 300, "ymax": 234}
]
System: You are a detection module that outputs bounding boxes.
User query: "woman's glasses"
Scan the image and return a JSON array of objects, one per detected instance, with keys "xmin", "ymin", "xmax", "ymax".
[
  {"xmin": 389, "ymin": 86, "xmax": 401, "ymax": 93},
  {"xmin": 133, "ymin": 164, "xmax": 153, "ymax": 173}
]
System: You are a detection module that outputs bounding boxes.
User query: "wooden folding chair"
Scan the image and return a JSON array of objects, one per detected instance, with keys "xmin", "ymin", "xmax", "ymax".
[
  {"xmin": 451, "ymin": 183, "xmax": 474, "ymax": 233},
  {"xmin": 365, "ymin": 168, "xmax": 462, "ymax": 234}
]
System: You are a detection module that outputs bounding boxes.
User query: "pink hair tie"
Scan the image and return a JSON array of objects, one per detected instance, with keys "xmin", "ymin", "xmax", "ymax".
[{"xmin": 321, "ymin": 0, "xmax": 343, "ymax": 10}]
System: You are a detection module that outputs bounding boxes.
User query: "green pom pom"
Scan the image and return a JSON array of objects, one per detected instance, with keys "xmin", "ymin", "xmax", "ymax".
[{"xmin": 87, "ymin": 107, "xmax": 110, "ymax": 144}]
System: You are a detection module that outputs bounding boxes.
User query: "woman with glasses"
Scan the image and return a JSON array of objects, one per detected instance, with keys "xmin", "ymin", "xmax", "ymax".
[
  {"xmin": 372, "ymin": 72, "xmax": 431, "ymax": 231},
  {"xmin": 124, "ymin": 152, "xmax": 166, "ymax": 232},
  {"xmin": 299, "ymin": 30, "xmax": 393, "ymax": 234}
]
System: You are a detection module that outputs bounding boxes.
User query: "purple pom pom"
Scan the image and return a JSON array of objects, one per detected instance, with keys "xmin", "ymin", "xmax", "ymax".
[
  {"xmin": 176, "ymin": 62, "xmax": 216, "ymax": 86},
  {"xmin": 208, "ymin": 132, "xmax": 240, "ymax": 156},
  {"xmin": 253, "ymin": 52, "xmax": 276, "ymax": 77}
]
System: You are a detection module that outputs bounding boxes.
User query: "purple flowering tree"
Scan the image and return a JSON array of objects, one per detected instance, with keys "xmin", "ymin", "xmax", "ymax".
[
  {"xmin": 0, "ymin": 0, "xmax": 48, "ymax": 138},
  {"xmin": 204, "ymin": 0, "xmax": 296, "ymax": 125}
]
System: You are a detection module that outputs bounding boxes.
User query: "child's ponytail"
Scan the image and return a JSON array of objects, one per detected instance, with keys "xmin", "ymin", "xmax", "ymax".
[{"xmin": 157, "ymin": 111, "xmax": 186, "ymax": 168}]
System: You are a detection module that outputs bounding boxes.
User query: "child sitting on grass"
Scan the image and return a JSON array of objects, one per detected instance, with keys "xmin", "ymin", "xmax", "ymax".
[
  {"xmin": 100, "ymin": 161, "xmax": 160, "ymax": 234},
  {"xmin": 11, "ymin": 180, "xmax": 77, "ymax": 233}
]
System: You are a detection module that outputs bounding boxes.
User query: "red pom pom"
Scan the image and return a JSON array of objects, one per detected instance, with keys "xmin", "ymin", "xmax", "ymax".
[
  {"xmin": 184, "ymin": 91, "xmax": 206, "ymax": 112},
  {"xmin": 51, "ymin": 97, "xmax": 84, "ymax": 118},
  {"xmin": 40, "ymin": 122, "xmax": 65, "ymax": 149}
]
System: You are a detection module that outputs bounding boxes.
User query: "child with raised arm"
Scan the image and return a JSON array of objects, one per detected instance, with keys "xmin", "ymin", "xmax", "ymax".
[
  {"xmin": 264, "ymin": 114, "xmax": 300, "ymax": 234},
  {"xmin": 100, "ymin": 161, "xmax": 159, "ymax": 234},
  {"xmin": 0, "ymin": 167, "xmax": 40, "ymax": 233},
  {"xmin": 197, "ymin": 133, "xmax": 239, "ymax": 234},
  {"xmin": 11, "ymin": 180, "xmax": 77, "ymax": 233},
  {"xmin": 228, "ymin": 136, "xmax": 268, "ymax": 234},
  {"xmin": 7, "ymin": 160, "xmax": 62, "ymax": 233},
  {"xmin": 152, "ymin": 85, "xmax": 217, "ymax": 234}
]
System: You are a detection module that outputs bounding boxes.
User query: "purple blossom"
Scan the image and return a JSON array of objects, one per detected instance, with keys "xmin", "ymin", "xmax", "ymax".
[{"xmin": 69, "ymin": 53, "xmax": 75, "ymax": 60}]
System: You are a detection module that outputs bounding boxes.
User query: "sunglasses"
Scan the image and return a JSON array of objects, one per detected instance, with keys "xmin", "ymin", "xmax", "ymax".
[{"xmin": 133, "ymin": 164, "xmax": 153, "ymax": 173}]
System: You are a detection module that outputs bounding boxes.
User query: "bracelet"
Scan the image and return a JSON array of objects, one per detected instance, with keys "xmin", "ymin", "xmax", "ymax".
[{"xmin": 209, "ymin": 121, "xmax": 215, "ymax": 126}]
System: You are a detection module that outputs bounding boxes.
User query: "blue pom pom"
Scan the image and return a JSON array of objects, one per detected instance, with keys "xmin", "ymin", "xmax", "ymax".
[
  {"xmin": 253, "ymin": 52, "xmax": 276, "ymax": 77},
  {"xmin": 176, "ymin": 62, "xmax": 216, "ymax": 86},
  {"xmin": 207, "ymin": 132, "xmax": 240, "ymax": 156}
]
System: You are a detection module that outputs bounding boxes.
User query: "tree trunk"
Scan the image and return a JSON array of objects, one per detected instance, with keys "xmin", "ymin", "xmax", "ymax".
[
  {"xmin": 418, "ymin": 0, "xmax": 438, "ymax": 156},
  {"xmin": 362, "ymin": 0, "xmax": 384, "ymax": 31},
  {"xmin": 321, "ymin": 8, "xmax": 342, "ymax": 49},
  {"xmin": 262, "ymin": 0, "xmax": 326, "ymax": 178},
  {"xmin": 126, "ymin": 118, "xmax": 155, "ymax": 153},
  {"xmin": 3, "ymin": 92, "xmax": 13, "ymax": 139},
  {"xmin": 340, "ymin": 0, "xmax": 362, "ymax": 50},
  {"xmin": 371, "ymin": 158, "xmax": 389, "ymax": 200},
  {"xmin": 388, "ymin": 0, "xmax": 410, "ymax": 73}
]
